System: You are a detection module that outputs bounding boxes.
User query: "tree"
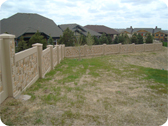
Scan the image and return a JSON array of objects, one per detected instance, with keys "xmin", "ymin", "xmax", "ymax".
[
  {"xmin": 137, "ymin": 33, "xmax": 143, "ymax": 44},
  {"xmin": 29, "ymin": 31, "xmax": 47, "ymax": 49},
  {"xmin": 145, "ymin": 33, "xmax": 153, "ymax": 43},
  {"xmin": 107, "ymin": 35, "xmax": 112, "ymax": 44},
  {"xmin": 48, "ymin": 36, "xmax": 54, "ymax": 45},
  {"xmin": 113, "ymin": 36, "xmax": 119, "ymax": 44},
  {"xmin": 74, "ymin": 35, "xmax": 83, "ymax": 61},
  {"xmin": 86, "ymin": 32, "xmax": 94, "ymax": 46},
  {"xmin": 123, "ymin": 33, "xmax": 130, "ymax": 44},
  {"xmin": 16, "ymin": 36, "xmax": 28, "ymax": 52},
  {"xmin": 118, "ymin": 35, "xmax": 125, "ymax": 44},
  {"xmin": 131, "ymin": 35, "xmax": 138, "ymax": 44},
  {"xmin": 58, "ymin": 28, "xmax": 76, "ymax": 46},
  {"xmin": 93, "ymin": 36, "xmax": 100, "ymax": 45},
  {"xmin": 80, "ymin": 34, "xmax": 87, "ymax": 45},
  {"xmin": 99, "ymin": 33, "xmax": 109, "ymax": 44},
  {"xmin": 86, "ymin": 32, "xmax": 94, "ymax": 56}
]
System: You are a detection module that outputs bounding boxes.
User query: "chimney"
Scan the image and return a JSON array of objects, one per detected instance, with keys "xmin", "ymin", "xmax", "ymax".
[
  {"xmin": 130, "ymin": 26, "xmax": 132, "ymax": 29},
  {"xmin": 155, "ymin": 26, "xmax": 157, "ymax": 29}
]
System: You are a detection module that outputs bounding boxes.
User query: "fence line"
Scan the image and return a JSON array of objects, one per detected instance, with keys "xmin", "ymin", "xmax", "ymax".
[
  {"xmin": 65, "ymin": 43, "xmax": 162, "ymax": 58},
  {"xmin": 0, "ymin": 33, "xmax": 163, "ymax": 104},
  {"xmin": 0, "ymin": 34, "xmax": 65, "ymax": 104}
]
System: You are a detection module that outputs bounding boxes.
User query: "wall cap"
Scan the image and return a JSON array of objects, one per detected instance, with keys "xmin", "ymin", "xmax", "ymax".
[
  {"xmin": 32, "ymin": 43, "xmax": 43, "ymax": 47},
  {"xmin": 0, "ymin": 34, "xmax": 15, "ymax": 39}
]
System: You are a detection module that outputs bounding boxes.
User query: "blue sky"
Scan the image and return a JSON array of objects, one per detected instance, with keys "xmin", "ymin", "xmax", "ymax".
[{"xmin": 0, "ymin": 0, "xmax": 168, "ymax": 30}]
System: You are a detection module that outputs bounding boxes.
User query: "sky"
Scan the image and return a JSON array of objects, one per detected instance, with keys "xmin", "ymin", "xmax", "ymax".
[{"xmin": 0, "ymin": 0, "xmax": 168, "ymax": 30}]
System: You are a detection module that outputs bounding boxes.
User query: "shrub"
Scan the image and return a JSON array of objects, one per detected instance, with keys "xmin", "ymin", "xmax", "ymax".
[
  {"xmin": 131, "ymin": 35, "xmax": 138, "ymax": 44},
  {"xmin": 16, "ymin": 36, "xmax": 28, "ymax": 52},
  {"xmin": 99, "ymin": 33, "xmax": 109, "ymax": 44},
  {"xmin": 29, "ymin": 31, "xmax": 47, "ymax": 49},
  {"xmin": 58, "ymin": 28, "xmax": 76, "ymax": 46},
  {"xmin": 48, "ymin": 36, "xmax": 54, "ymax": 45},
  {"xmin": 145, "ymin": 33, "xmax": 153, "ymax": 43}
]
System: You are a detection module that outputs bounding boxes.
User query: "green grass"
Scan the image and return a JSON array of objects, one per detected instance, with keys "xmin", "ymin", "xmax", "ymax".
[{"xmin": 162, "ymin": 42, "xmax": 167, "ymax": 47}]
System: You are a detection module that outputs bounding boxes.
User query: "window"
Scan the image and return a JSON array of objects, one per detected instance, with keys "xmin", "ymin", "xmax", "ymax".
[
  {"xmin": 161, "ymin": 34, "xmax": 163, "ymax": 36},
  {"xmin": 156, "ymin": 34, "xmax": 158, "ymax": 36}
]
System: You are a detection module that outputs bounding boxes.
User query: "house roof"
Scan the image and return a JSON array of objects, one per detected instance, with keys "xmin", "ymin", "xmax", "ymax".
[
  {"xmin": 84, "ymin": 25, "xmax": 119, "ymax": 35},
  {"xmin": 0, "ymin": 13, "xmax": 63, "ymax": 38},
  {"xmin": 161, "ymin": 30, "xmax": 168, "ymax": 34},
  {"xmin": 58, "ymin": 23, "xmax": 101, "ymax": 36},
  {"xmin": 132, "ymin": 28, "xmax": 154, "ymax": 33}
]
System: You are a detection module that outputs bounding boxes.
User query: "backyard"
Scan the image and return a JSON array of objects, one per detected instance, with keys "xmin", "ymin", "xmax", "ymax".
[{"xmin": 0, "ymin": 47, "xmax": 167, "ymax": 126}]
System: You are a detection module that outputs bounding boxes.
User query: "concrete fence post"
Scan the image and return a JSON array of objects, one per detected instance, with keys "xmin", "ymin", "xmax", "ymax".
[
  {"xmin": 153, "ymin": 43, "xmax": 157, "ymax": 51},
  {"xmin": 63, "ymin": 45, "xmax": 66, "ymax": 58},
  {"xmin": 63, "ymin": 44, "xmax": 65, "ymax": 59},
  {"xmin": 56, "ymin": 45, "xmax": 60, "ymax": 64},
  {"xmin": 32, "ymin": 43, "xmax": 43, "ymax": 78},
  {"xmin": 118, "ymin": 43, "xmax": 122, "ymax": 53},
  {"xmin": 103, "ymin": 44, "xmax": 106, "ymax": 55},
  {"xmin": 61, "ymin": 44, "xmax": 63, "ymax": 60},
  {"xmin": 84, "ymin": 44, "xmax": 87, "ymax": 57},
  {"xmin": 47, "ymin": 45, "xmax": 54, "ymax": 70},
  {"xmin": 132, "ymin": 43, "xmax": 135, "ymax": 52},
  {"xmin": 0, "ymin": 34, "xmax": 15, "ymax": 97}
]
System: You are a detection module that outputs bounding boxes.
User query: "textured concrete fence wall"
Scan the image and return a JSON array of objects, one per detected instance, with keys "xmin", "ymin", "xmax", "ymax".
[
  {"xmin": 65, "ymin": 43, "xmax": 162, "ymax": 58},
  {"xmin": 0, "ymin": 34, "xmax": 65, "ymax": 104},
  {"xmin": 0, "ymin": 39, "xmax": 2, "ymax": 93},
  {"xmin": 53, "ymin": 46, "xmax": 58, "ymax": 67},
  {"xmin": 42, "ymin": 47, "xmax": 51, "ymax": 78},
  {"xmin": 14, "ymin": 47, "xmax": 39, "ymax": 97}
]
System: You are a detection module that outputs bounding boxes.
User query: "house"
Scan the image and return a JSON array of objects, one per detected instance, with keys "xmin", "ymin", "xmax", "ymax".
[
  {"xmin": 58, "ymin": 23, "xmax": 101, "ymax": 37},
  {"xmin": 116, "ymin": 26, "xmax": 167, "ymax": 41},
  {"xmin": 84, "ymin": 25, "xmax": 119, "ymax": 41},
  {"xmin": 114, "ymin": 27, "xmax": 133, "ymax": 38},
  {"xmin": 154, "ymin": 27, "xmax": 168, "ymax": 41},
  {"xmin": 0, "ymin": 13, "xmax": 63, "ymax": 45}
]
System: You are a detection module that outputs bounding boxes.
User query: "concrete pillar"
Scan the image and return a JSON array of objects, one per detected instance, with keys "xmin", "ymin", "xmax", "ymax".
[
  {"xmin": 132, "ymin": 43, "xmax": 135, "ymax": 52},
  {"xmin": 47, "ymin": 45, "xmax": 54, "ymax": 70},
  {"xmin": 63, "ymin": 44, "xmax": 65, "ymax": 59},
  {"xmin": 0, "ymin": 34, "xmax": 15, "ymax": 98},
  {"xmin": 103, "ymin": 44, "xmax": 106, "ymax": 55},
  {"xmin": 84, "ymin": 44, "xmax": 87, "ymax": 57},
  {"xmin": 61, "ymin": 45, "xmax": 63, "ymax": 60},
  {"xmin": 32, "ymin": 43, "xmax": 43, "ymax": 78},
  {"xmin": 118, "ymin": 43, "xmax": 122, "ymax": 53},
  {"xmin": 56, "ymin": 45, "xmax": 60, "ymax": 64}
]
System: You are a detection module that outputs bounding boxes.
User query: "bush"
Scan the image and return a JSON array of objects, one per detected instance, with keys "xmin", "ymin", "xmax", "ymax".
[
  {"xmin": 137, "ymin": 33, "xmax": 143, "ymax": 44},
  {"xmin": 162, "ymin": 42, "xmax": 167, "ymax": 47},
  {"xmin": 48, "ymin": 36, "xmax": 54, "ymax": 45},
  {"xmin": 16, "ymin": 36, "xmax": 28, "ymax": 52},
  {"xmin": 145, "ymin": 33, "xmax": 153, "ymax": 43},
  {"xmin": 29, "ymin": 31, "xmax": 47, "ymax": 49},
  {"xmin": 58, "ymin": 28, "xmax": 76, "ymax": 46},
  {"xmin": 131, "ymin": 35, "xmax": 138, "ymax": 44},
  {"xmin": 99, "ymin": 33, "xmax": 109, "ymax": 44},
  {"xmin": 93, "ymin": 36, "xmax": 100, "ymax": 45},
  {"xmin": 113, "ymin": 36, "xmax": 119, "ymax": 44},
  {"xmin": 107, "ymin": 35, "xmax": 112, "ymax": 44}
]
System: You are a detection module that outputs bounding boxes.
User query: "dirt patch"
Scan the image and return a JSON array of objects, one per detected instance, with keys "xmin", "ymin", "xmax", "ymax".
[{"xmin": 124, "ymin": 47, "xmax": 168, "ymax": 70}]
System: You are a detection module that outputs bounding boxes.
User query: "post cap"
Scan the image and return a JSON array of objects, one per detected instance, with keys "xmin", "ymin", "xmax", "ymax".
[
  {"xmin": 0, "ymin": 34, "xmax": 15, "ymax": 39},
  {"xmin": 32, "ymin": 43, "xmax": 43, "ymax": 47}
]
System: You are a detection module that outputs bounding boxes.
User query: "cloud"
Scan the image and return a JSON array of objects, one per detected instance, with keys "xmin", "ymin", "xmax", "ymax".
[
  {"xmin": 120, "ymin": 0, "xmax": 155, "ymax": 5},
  {"xmin": 0, "ymin": 0, "xmax": 167, "ymax": 29}
]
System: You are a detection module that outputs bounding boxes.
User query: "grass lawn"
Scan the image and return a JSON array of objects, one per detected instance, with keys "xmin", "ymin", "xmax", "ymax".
[
  {"xmin": 0, "ymin": 51, "xmax": 167, "ymax": 126},
  {"xmin": 162, "ymin": 42, "xmax": 167, "ymax": 47}
]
